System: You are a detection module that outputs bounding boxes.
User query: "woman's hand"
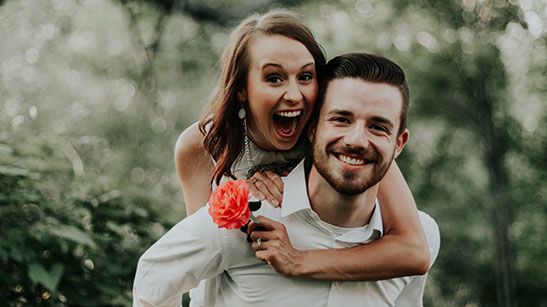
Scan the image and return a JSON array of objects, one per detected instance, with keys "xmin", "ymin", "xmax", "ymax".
[
  {"xmin": 247, "ymin": 171, "xmax": 284, "ymax": 207},
  {"xmin": 248, "ymin": 216, "xmax": 304, "ymax": 277}
]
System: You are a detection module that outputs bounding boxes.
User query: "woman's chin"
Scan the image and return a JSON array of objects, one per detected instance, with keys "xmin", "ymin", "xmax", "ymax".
[{"xmin": 271, "ymin": 131, "xmax": 301, "ymax": 151}]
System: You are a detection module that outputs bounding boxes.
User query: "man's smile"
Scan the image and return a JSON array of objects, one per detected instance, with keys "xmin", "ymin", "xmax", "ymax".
[{"xmin": 335, "ymin": 153, "xmax": 368, "ymax": 166}]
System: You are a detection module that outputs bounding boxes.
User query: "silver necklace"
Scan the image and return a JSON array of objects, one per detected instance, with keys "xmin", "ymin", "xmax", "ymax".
[
  {"xmin": 239, "ymin": 107, "xmax": 254, "ymax": 177},
  {"xmin": 242, "ymin": 117, "xmax": 254, "ymax": 177}
]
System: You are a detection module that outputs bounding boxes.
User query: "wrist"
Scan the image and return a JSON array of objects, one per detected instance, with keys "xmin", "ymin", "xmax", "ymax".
[{"xmin": 288, "ymin": 249, "xmax": 312, "ymax": 277}]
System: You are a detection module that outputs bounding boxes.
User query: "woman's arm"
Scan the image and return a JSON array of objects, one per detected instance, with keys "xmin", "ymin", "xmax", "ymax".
[
  {"xmin": 175, "ymin": 122, "xmax": 216, "ymax": 216},
  {"xmin": 250, "ymin": 162, "xmax": 430, "ymax": 281},
  {"xmin": 175, "ymin": 122, "xmax": 287, "ymax": 215}
]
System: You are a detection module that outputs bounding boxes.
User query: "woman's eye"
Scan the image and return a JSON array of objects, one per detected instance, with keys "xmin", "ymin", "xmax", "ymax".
[
  {"xmin": 266, "ymin": 74, "xmax": 283, "ymax": 83},
  {"xmin": 299, "ymin": 73, "xmax": 313, "ymax": 82}
]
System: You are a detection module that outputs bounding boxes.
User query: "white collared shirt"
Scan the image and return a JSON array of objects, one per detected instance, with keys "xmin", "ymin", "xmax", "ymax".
[{"xmin": 133, "ymin": 160, "xmax": 440, "ymax": 307}]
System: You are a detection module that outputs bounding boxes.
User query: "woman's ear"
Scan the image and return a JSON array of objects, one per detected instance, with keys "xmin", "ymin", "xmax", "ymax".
[{"xmin": 237, "ymin": 89, "xmax": 247, "ymax": 102}]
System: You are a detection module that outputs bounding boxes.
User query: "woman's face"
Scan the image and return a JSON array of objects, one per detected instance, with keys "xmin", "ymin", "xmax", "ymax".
[{"xmin": 241, "ymin": 34, "xmax": 318, "ymax": 151}]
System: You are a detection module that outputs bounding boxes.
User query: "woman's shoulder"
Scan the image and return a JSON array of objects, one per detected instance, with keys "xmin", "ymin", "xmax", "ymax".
[
  {"xmin": 175, "ymin": 121, "xmax": 214, "ymax": 176},
  {"xmin": 175, "ymin": 121, "xmax": 206, "ymax": 158}
]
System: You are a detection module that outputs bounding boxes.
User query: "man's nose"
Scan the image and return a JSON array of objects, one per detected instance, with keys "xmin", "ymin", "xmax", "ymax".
[
  {"xmin": 344, "ymin": 124, "xmax": 369, "ymax": 149},
  {"xmin": 283, "ymin": 79, "xmax": 303, "ymax": 103}
]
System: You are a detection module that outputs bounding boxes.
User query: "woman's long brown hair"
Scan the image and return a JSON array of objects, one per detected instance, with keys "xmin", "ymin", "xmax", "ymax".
[{"xmin": 199, "ymin": 11, "xmax": 326, "ymax": 185}]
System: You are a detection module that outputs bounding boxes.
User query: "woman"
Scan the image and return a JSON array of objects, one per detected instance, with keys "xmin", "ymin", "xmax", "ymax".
[{"xmin": 175, "ymin": 10, "xmax": 429, "ymax": 286}]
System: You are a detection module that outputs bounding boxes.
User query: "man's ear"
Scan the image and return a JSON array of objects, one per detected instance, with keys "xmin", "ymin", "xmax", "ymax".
[
  {"xmin": 307, "ymin": 122, "xmax": 316, "ymax": 144},
  {"xmin": 394, "ymin": 128, "xmax": 409, "ymax": 159}
]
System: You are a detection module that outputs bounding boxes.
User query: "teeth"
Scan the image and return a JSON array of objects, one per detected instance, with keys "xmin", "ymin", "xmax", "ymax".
[
  {"xmin": 276, "ymin": 110, "xmax": 301, "ymax": 118},
  {"xmin": 338, "ymin": 154, "xmax": 365, "ymax": 166}
]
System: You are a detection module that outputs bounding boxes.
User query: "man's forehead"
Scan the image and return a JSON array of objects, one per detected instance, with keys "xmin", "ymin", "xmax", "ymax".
[{"xmin": 321, "ymin": 78, "xmax": 403, "ymax": 117}]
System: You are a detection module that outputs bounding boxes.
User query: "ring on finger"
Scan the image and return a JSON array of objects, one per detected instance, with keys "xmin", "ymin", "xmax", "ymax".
[{"xmin": 257, "ymin": 238, "xmax": 263, "ymax": 249}]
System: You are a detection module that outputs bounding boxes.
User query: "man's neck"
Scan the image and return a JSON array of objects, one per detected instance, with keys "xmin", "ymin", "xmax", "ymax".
[{"xmin": 306, "ymin": 165, "xmax": 378, "ymax": 228}]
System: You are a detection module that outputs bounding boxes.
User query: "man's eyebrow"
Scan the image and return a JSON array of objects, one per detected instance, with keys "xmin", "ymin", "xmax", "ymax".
[{"xmin": 327, "ymin": 109, "xmax": 353, "ymax": 116}]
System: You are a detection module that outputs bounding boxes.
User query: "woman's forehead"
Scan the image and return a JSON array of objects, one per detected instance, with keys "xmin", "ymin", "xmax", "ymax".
[{"xmin": 247, "ymin": 34, "xmax": 315, "ymax": 70}]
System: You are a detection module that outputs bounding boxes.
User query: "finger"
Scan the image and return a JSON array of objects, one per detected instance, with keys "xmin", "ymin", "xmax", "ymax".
[
  {"xmin": 250, "ymin": 230, "xmax": 281, "ymax": 242},
  {"xmin": 250, "ymin": 229, "xmax": 272, "ymax": 241},
  {"xmin": 256, "ymin": 215, "xmax": 282, "ymax": 225},
  {"xmin": 247, "ymin": 220, "xmax": 272, "ymax": 234},
  {"xmin": 264, "ymin": 170, "xmax": 284, "ymax": 196},
  {"xmin": 255, "ymin": 215, "xmax": 283, "ymax": 229},
  {"xmin": 264, "ymin": 174, "xmax": 284, "ymax": 206},
  {"xmin": 251, "ymin": 172, "xmax": 283, "ymax": 207},
  {"xmin": 248, "ymin": 183, "xmax": 266, "ymax": 201},
  {"xmin": 251, "ymin": 240, "xmax": 269, "ymax": 252},
  {"xmin": 253, "ymin": 180, "xmax": 281, "ymax": 207},
  {"xmin": 247, "ymin": 216, "xmax": 279, "ymax": 233},
  {"xmin": 247, "ymin": 176, "xmax": 266, "ymax": 199},
  {"xmin": 254, "ymin": 250, "xmax": 273, "ymax": 265}
]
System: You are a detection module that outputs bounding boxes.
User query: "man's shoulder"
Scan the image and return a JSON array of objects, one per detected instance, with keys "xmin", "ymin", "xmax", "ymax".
[
  {"xmin": 417, "ymin": 211, "xmax": 441, "ymax": 268},
  {"xmin": 190, "ymin": 206, "xmax": 258, "ymax": 260},
  {"xmin": 185, "ymin": 206, "xmax": 247, "ymax": 240}
]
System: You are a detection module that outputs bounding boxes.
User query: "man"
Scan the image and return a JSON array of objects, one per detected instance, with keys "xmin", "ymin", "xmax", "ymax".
[{"xmin": 133, "ymin": 53, "xmax": 440, "ymax": 307}]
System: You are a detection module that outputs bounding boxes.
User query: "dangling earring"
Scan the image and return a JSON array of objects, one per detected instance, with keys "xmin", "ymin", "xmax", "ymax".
[
  {"xmin": 239, "ymin": 105, "xmax": 254, "ymax": 176},
  {"xmin": 238, "ymin": 106, "xmax": 246, "ymax": 119}
]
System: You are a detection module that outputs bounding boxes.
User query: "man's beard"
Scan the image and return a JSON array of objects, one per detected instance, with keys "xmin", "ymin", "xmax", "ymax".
[{"xmin": 312, "ymin": 143, "xmax": 395, "ymax": 196}]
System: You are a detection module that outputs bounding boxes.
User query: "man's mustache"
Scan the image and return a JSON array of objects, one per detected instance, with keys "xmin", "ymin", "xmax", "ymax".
[{"xmin": 339, "ymin": 145, "xmax": 380, "ymax": 163}]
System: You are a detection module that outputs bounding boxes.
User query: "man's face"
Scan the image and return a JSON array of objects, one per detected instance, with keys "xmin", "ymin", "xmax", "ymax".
[{"xmin": 312, "ymin": 78, "xmax": 409, "ymax": 195}]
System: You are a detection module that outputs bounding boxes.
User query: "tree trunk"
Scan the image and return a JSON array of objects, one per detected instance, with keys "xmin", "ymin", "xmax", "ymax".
[{"xmin": 482, "ymin": 91, "xmax": 517, "ymax": 307}]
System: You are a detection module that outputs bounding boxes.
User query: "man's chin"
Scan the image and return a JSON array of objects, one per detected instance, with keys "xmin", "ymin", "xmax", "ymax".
[
  {"xmin": 332, "ymin": 184, "xmax": 368, "ymax": 196},
  {"xmin": 329, "ymin": 176, "xmax": 372, "ymax": 196}
]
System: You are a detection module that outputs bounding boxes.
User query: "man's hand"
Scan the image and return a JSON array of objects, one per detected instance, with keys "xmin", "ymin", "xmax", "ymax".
[
  {"xmin": 248, "ymin": 216, "xmax": 303, "ymax": 277},
  {"xmin": 247, "ymin": 171, "xmax": 284, "ymax": 207}
]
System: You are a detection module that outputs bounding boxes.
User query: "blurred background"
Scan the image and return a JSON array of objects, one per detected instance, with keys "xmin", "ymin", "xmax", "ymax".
[{"xmin": 0, "ymin": 0, "xmax": 545, "ymax": 306}]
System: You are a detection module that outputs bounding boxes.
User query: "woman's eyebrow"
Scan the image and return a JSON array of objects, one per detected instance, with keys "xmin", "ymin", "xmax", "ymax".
[
  {"xmin": 261, "ymin": 62, "xmax": 314, "ymax": 69},
  {"xmin": 262, "ymin": 63, "xmax": 283, "ymax": 69},
  {"xmin": 300, "ymin": 62, "xmax": 315, "ymax": 69}
]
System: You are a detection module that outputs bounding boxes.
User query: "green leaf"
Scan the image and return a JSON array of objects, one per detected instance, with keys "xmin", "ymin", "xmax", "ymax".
[
  {"xmin": 9, "ymin": 245, "xmax": 26, "ymax": 262},
  {"xmin": 0, "ymin": 165, "xmax": 28, "ymax": 177},
  {"xmin": 49, "ymin": 225, "xmax": 96, "ymax": 248},
  {"xmin": 28, "ymin": 262, "xmax": 65, "ymax": 292},
  {"xmin": 0, "ymin": 193, "xmax": 10, "ymax": 204},
  {"xmin": 0, "ymin": 144, "xmax": 13, "ymax": 156},
  {"xmin": 106, "ymin": 221, "xmax": 125, "ymax": 236}
]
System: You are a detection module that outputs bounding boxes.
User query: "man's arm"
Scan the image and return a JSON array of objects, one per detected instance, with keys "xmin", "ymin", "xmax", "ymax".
[
  {"xmin": 132, "ymin": 207, "xmax": 225, "ymax": 307},
  {"xmin": 249, "ymin": 163, "xmax": 431, "ymax": 280},
  {"xmin": 394, "ymin": 212, "xmax": 441, "ymax": 306}
]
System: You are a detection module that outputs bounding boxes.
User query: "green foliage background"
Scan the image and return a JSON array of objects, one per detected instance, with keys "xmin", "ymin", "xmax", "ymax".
[{"xmin": 0, "ymin": 0, "xmax": 545, "ymax": 306}]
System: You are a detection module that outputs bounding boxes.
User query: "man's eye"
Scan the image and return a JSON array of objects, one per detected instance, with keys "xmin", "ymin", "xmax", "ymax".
[
  {"xmin": 332, "ymin": 117, "xmax": 350, "ymax": 124},
  {"xmin": 372, "ymin": 124, "xmax": 387, "ymax": 132},
  {"xmin": 266, "ymin": 75, "xmax": 283, "ymax": 83}
]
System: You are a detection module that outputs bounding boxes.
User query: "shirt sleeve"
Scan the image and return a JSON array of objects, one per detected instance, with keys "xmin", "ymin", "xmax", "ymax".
[
  {"xmin": 394, "ymin": 211, "xmax": 441, "ymax": 307},
  {"xmin": 132, "ymin": 206, "xmax": 226, "ymax": 307}
]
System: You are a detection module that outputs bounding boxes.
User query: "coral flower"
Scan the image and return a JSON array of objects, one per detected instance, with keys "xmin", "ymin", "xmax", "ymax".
[{"xmin": 208, "ymin": 179, "xmax": 251, "ymax": 229}]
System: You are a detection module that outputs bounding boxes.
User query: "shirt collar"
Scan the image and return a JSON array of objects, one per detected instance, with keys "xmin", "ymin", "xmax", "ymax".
[
  {"xmin": 281, "ymin": 159, "xmax": 311, "ymax": 217},
  {"xmin": 369, "ymin": 200, "xmax": 384, "ymax": 236},
  {"xmin": 280, "ymin": 159, "xmax": 384, "ymax": 241}
]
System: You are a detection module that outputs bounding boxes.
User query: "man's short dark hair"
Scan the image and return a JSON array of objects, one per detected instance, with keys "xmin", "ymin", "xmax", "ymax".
[{"xmin": 312, "ymin": 53, "xmax": 410, "ymax": 135}]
